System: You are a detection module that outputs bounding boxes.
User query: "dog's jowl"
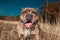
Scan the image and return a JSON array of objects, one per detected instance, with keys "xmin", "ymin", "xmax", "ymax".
[{"xmin": 17, "ymin": 8, "xmax": 40, "ymax": 40}]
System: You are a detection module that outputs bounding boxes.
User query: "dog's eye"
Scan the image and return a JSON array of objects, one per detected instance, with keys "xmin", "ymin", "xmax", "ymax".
[
  {"xmin": 22, "ymin": 11, "xmax": 27, "ymax": 13},
  {"xmin": 32, "ymin": 11, "xmax": 37, "ymax": 14}
]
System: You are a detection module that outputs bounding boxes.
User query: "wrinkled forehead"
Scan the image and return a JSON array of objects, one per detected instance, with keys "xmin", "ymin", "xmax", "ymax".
[{"xmin": 21, "ymin": 8, "xmax": 37, "ymax": 12}]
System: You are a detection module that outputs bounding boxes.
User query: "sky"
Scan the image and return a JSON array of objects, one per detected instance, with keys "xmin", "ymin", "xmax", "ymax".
[{"xmin": 0, "ymin": 0, "xmax": 60, "ymax": 17}]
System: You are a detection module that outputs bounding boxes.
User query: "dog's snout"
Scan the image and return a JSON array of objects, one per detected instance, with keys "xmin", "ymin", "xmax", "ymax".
[
  {"xmin": 26, "ymin": 14, "xmax": 33, "ymax": 21},
  {"xmin": 26, "ymin": 14, "xmax": 33, "ymax": 17}
]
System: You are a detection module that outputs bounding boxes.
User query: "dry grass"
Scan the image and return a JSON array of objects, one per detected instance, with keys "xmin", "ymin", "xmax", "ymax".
[
  {"xmin": 0, "ymin": 20, "xmax": 19, "ymax": 40},
  {"xmin": 39, "ymin": 21, "xmax": 60, "ymax": 40},
  {"xmin": 0, "ymin": 19, "xmax": 60, "ymax": 40}
]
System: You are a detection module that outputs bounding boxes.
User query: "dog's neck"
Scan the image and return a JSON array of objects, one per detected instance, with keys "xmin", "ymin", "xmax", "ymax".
[{"xmin": 17, "ymin": 21, "xmax": 39, "ymax": 38}]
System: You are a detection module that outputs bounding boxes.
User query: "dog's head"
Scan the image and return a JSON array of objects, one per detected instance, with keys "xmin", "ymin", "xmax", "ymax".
[{"xmin": 20, "ymin": 8, "xmax": 39, "ymax": 29}]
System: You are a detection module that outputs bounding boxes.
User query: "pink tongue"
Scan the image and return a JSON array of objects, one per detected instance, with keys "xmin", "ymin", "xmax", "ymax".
[{"xmin": 24, "ymin": 23, "xmax": 32, "ymax": 28}]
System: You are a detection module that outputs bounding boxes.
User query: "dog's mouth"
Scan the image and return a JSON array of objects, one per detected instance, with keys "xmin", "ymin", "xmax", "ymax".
[
  {"xmin": 24, "ymin": 20, "xmax": 38, "ymax": 29},
  {"xmin": 24, "ymin": 21, "xmax": 35, "ymax": 28},
  {"xmin": 24, "ymin": 20, "xmax": 33, "ymax": 28},
  {"xmin": 24, "ymin": 23, "xmax": 32, "ymax": 28},
  {"xmin": 20, "ymin": 18, "xmax": 38, "ymax": 29}
]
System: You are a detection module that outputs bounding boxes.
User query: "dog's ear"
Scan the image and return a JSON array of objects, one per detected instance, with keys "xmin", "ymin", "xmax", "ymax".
[
  {"xmin": 21, "ymin": 8, "xmax": 24, "ymax": 10},
  {"xmin": 35, "ymin": 8, "xmax": 38, "ymax": 11}
]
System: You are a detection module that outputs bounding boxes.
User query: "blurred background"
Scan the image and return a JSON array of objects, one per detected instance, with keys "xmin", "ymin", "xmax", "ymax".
[{"xmin": 0, "ymin": 0, "xmax": 60, "ymax": 17}]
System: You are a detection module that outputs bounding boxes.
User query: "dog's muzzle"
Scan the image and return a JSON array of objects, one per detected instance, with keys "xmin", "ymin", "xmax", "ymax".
[
  {"xmin": 26, "ymin": 14, "xmax": 33, "ymax": 21},
  {"xmin": 24, "ymin": 14, "xmax": 33, "ymax": 28}
]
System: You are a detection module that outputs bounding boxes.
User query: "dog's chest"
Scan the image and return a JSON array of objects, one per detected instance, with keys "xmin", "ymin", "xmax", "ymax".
[
  {"xmin": 21, "ymin": 26, "xmax": 37, "ymax": 34},
  {"xmin": 17, "ymin": 24, "xmax": 38, "ymax": 40},
  {"xmin": 19, "ymin": 28, "xmax": 37, "ymax": 40},
  {"xmin": 21, "ymin": 34, "xmax": 36, "ymax": 40},
  {"xmin": 17, "ymin": 22, "xmax": 40, "ymax": 40}
]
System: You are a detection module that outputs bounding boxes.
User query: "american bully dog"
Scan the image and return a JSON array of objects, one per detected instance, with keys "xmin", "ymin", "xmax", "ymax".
[{"xmin": 17, "ymin": 8, "xmax": 40, "ymax": 40}]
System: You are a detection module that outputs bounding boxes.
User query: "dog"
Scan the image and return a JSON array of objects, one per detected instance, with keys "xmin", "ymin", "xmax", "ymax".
[{"xmin": 17, "ymin": 8, "xmax": 40, "ymax": 40}]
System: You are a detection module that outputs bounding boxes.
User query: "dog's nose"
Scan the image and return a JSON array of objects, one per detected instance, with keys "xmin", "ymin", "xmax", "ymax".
[
  {"xmin": 26, "ymin": 14, "xmax": 33, "ymax": 21},
  {"xmin": 26, "ymin": 14, "xmax": 33, "ymax": 18}
]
